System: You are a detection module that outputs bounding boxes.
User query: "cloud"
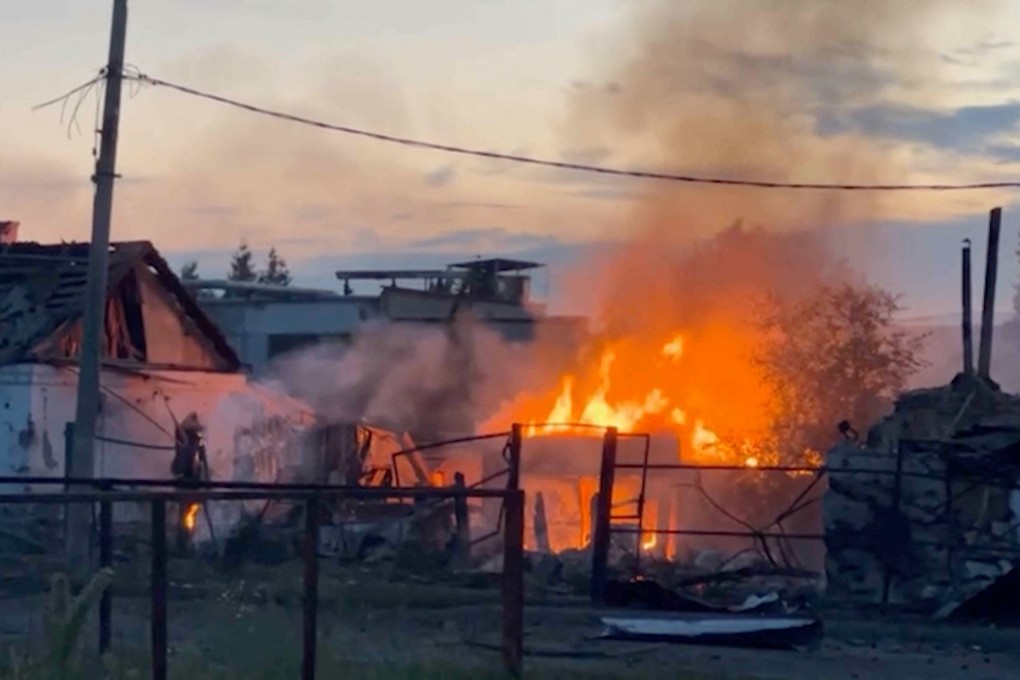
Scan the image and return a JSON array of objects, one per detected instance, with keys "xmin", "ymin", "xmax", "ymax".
[
  {"xmin": 436, "ymin": 201, "xmax": 522, "ymax": 211},
  {"xmin": 423, "ymin": 164, "xmax": 456, "ymax": 187},
  {"xmin": 409, "ymin": 226, "xmax": 564, "ymax": 253},
  {"xmin": 816, "ymin": 101, "xmax": 1020, "ymax": 161},
  {"xmin": 189, "ymin": 204, "xmax": 241, "ymax": 219},
  {"xmin": 559, "ymin": 0, "xmax": 1020, "ymax": 237}
]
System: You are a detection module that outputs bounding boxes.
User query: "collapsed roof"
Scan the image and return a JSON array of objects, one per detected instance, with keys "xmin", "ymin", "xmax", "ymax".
[{"xmin": 0, "ymin": 241, "xmax": 240, "ymax": 370}]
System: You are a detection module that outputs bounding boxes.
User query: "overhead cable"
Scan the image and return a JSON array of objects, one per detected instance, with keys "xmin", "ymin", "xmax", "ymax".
[{"xmin": 124, "ymin": 71, "xmax": 1020, "ymax": 192}]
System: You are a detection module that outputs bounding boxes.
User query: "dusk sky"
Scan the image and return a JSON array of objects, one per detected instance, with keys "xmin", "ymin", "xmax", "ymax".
[{"xmin": 5, "ymin": 0, "xmax": 1020, "ymax": 318}]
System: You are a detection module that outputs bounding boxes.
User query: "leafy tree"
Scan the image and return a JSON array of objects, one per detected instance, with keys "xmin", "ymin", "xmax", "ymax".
[
  {"xmin": 753, "ymin": 282, "xmax": 928, "ymax": 462},
  {"xmin": 227, "ymin": 242, "xmax": 258, "ymax": 283},
  {"xmin": 258, "ymin": 247, "xmax": 292, "ymax": 286},
  {"xmin": 180, "ymin": 261, "xmax": 199, "ymax": 281}
]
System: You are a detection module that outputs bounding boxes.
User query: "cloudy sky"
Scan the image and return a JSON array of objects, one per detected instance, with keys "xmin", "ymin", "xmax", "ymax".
[{"xmin": 4, "ymin": 0, "xmax": 1020, "ymax": 317}]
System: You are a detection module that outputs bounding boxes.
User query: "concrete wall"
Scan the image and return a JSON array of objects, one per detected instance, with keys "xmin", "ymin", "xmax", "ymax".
[
  {"xmin": 201, "ymin": 298, "xmax": 379, "ymax": 373},
  {"xmin": 200, "ymin": 296, "xmax": 590, "ymax": 376},
  {"xmin": 0, "ymin": 365, "xmax": 44, "ymax": 485}
]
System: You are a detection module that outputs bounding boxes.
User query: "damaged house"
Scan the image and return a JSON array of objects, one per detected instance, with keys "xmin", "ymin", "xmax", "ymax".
[
  {"xmin": 0, "ymin": 241, "xmax": 320, "ymax": 522},
  {"xmin": 0, "ymin": 240, "xmax": 434, "ymax": 540}
]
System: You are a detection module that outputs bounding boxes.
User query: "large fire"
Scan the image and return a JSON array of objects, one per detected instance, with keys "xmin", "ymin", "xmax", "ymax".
[
  {"xmin": 521, "ymin": 334, "xmax": 763, "ymax": 469},
  {"xmin": 485, "ymin": 331, "xmax": 775, "ymax": 556}
]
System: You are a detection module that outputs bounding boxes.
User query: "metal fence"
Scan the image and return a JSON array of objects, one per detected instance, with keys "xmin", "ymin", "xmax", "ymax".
[
  {"xmin": 582, "ymin": 426, "xmax": 1020, "ymax": 607},
  {"xmin": 0, "ymin": 478, "xmax": 526, "ymax": 680}
]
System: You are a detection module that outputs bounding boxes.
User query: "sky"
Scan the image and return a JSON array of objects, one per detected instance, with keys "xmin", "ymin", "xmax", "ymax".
[{"xmin": 4, "ymin": 0, "xmax": 1020, "ymax": 318}]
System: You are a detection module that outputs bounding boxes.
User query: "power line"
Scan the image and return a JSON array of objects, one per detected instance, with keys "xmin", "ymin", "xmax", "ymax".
[{"xmin": 127, "ymin": 71, "xmax": 1020, "ymax": 192}]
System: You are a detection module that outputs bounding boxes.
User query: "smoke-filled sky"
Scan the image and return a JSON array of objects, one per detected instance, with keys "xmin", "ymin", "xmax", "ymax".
[{"xmin": 5, "ymin": 0, "xmax": 1020, "ymax": 317}]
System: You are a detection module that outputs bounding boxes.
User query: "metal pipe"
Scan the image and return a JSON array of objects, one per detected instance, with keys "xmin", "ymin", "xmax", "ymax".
[
  {"xmin": 978, "ymin": 207, "xmax": 1003, "ymax": 377},
  {"xmin": 962, "ymin": 239, "xmax": 974, "ymax": 375}
]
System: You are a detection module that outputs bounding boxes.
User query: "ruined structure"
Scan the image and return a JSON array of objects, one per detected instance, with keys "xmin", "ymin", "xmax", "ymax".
[
  {"xmin": 825, "ymin": 375, "xmax": 1020, "ymax": 611},
  {"xmin": 825, "ymin": 208, "xmax": 1020, "ymax": 614},
  {"xmin": 0, "ymin": 242, "xmax": 312, "ymax": 522}
]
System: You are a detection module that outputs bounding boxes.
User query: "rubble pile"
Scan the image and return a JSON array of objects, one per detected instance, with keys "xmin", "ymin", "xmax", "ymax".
[{"xmin": 824, "ymin": 374, "xmax": 1020, "ymax": 613}]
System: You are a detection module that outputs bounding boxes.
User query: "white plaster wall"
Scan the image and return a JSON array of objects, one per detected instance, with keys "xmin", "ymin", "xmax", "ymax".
[
  {"xmin": 0, "ymin": 363, "xmax": 317, "ymax": 536},
  {"xmin": 0, "ymin": 365, "xmax": 46, "ymax": 490}
]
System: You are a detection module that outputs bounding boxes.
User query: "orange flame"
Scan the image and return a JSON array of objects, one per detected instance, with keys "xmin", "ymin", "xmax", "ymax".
[
  {"xmin": 641, "ymin": 500, "xmax": 658, "ymax": 550},
  {"xmin": 519, "ymin": 335, "xmax": 745, "ymax": 462},
  {"xmin": 661, "ymin": 335, "xmax": 684, "ymax": 362},
  {"xmin": 183, "ymin": 503, "xmax": 200, "ymax": 532}
]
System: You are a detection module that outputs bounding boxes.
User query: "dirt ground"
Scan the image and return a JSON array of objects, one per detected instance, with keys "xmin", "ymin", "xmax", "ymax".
[{"xmin": 2, "ymin": 560, "xmax": 1018, "ymax": 679}]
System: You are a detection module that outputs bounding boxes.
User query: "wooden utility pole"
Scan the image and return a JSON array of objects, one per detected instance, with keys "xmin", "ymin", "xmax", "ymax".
[
  {"xmin": 977, "ymin": 207, "xmax": 1002, "ymax": 379},
  {"xmin": 68, "ymin": 0, "xmax": 128, "ymax": 565}
]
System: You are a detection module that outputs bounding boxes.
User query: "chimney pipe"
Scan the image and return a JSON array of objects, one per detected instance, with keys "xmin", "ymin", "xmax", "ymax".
[
  {"xmin": 0, "ymin": 221, "xmax": 18, "ymax": 244},
  {"xmin": 977, "ymin": 207, "xmax": 1002, "ymax": 378},
  {"xmin": 962, "ymin": 239, "xmax": 973, "ymax": 375}
]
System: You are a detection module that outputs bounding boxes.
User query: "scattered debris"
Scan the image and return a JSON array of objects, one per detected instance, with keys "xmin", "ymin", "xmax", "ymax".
[
  {"xmin": 603, "ymin": 579, "xmax": 799, "ymax": 615},
  {"xmin": 600, "ymin": 613, "xmax": 822, "ymax": 649}
]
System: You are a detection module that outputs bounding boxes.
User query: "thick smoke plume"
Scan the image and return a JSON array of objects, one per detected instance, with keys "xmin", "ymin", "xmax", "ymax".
[
  {"xmin": 268, "ymin": 1, "xmax": 972, "ymax": 446},
  {"xmin": 266, "ymin": 319, "xmax": 574, "ymax": 439},
  {"xmin": 566, "ymin": 0, "xmax": 990, "ymax": 236}
]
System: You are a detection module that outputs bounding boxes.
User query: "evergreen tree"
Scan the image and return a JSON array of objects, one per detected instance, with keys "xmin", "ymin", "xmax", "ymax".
[
  {"xmin": 228, "ymin": 242, "xmax": 258, "ymax": 283},
  {"xmin": 258, "ymin": 247, "xmax": 292, "ymax": 286},
  {"xmin": 180, "ymin": 261, "xmax": 199, "ymax": 281}
]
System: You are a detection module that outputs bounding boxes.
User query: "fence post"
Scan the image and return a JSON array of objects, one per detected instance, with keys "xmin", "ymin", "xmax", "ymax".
[
  {"xmin": 99, "ymin": 498, "xmax": 113, "ymax": 654},
  {"xmin": 150, "ymin": 499, "xmax": 168, "ymax": 680},
  {"xmin": 63, "ymin": 423, "xmax": 74, "ymax": 492},
  {"xmin": 507, "ymin": 424, "xmax": 522, "ymax": 491},
  {"xmin": 302, "ymin": 497, "xmax": 321, "ymax": 680},
  {"xmin": 501, "ymin": 489, "xmax": 525, "ymax": 678},
  {"xmin": 590, "ymin": 427, "xmax": 618, "ymax": 605},
  {"xmin": 453, "ymin": 472, "xmax": 471, "ymax": 567}
]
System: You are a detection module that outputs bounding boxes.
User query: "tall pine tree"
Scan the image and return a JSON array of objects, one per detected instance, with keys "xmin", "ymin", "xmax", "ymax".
[
  {"xmin": 258, "ymin": 247, "xmax": 292, "ymax": 286},
  {"xmin": 228, "ymin": 243, "xmax": 258, "ymax": 283}
]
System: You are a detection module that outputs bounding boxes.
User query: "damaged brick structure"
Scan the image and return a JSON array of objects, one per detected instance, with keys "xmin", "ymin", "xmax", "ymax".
[{"xmin": 824, "ymin": 373, "xmax": 1020, "ymax": 613}]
